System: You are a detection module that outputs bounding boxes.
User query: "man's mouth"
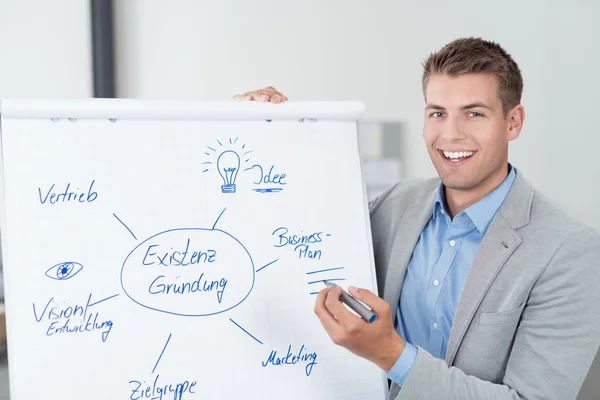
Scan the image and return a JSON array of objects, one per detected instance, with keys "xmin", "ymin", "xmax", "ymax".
[{"xmin": 439, "ymin": 150, "xmax": 476, "ymax": 163}]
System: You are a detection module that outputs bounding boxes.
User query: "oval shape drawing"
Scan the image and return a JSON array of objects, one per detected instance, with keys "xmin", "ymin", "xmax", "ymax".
[
  {"xmin": 45, "ymin": 261, "xmax": 84, "ymax": 281},
  {"xmin": 120, "ymin": 228, "xmax": 255, "ymax": 317}
]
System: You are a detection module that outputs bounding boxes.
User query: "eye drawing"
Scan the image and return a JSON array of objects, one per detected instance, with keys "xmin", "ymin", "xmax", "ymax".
[{"xmin": 45, "ymin": 261, "xmax": 84, "ymax": 281}]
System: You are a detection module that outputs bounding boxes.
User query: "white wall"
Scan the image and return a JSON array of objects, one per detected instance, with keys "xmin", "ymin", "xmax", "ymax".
[
  {"xmin": 542, "ymin": 2, "xmax": 600, "ymax": 233},
  {"xmin": 114, "ymin": 0, "xmax": 600, "ymax": 232},
  {"xmin": 0, "ymin": 0, "xmax": 93, "ymax": 98}
]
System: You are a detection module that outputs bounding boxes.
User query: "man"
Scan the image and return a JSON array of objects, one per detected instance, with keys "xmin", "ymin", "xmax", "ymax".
[{"xmin": 233, "ymin": 38, "xmax": 600, "ymax": 399}]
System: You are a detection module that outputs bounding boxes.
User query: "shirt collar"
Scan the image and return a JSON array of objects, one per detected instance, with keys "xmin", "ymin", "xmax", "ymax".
[{"xmin": 433, "ymin": 165, "xmax": 517, "ymax": 234}]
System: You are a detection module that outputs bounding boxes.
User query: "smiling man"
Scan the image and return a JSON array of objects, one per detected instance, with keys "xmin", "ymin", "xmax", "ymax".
[{"xmin": 233, "ymin": 38, "xmax": 600, "ymax": 399}]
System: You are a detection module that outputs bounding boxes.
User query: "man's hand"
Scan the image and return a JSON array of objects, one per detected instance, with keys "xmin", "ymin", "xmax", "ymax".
[
  {"xmin": 314, "ymin": 286, "xmax": 406, "ymax": 371},
  {"xmin": 232, "ymin": 86, "xmax": 288, "ymax": 103}
]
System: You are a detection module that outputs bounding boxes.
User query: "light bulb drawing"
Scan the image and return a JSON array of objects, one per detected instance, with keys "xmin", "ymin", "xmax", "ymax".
[
  {"xmin": 201, "ymin": 137, "xmax": 255, "ymax": 194},
  {"xmin": 217, "ymin": 150, "xmax": 240, "ymax": 193}
]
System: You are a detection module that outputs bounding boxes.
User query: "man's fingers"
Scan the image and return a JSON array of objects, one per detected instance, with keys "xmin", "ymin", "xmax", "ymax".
[
  {"xmin": 262, "ymin": 86, "xmax": 283, "ymax": 96},
  {"xmin": 348, "ymin": 286, "xmax": 391, "ymax": 316},
  {"xmin": 315, "ymin": 288, "xmax": 335, "ymax": 319},
  {"xmin": 254, "ymin": 89, "xmax": 283, "ymax": 102},
  {"xmin": 270, "ymin": 94, "xmax": 283, "ymax": 104},
  {"xmin": 324, "ymin": 287, "xmax": 362, "ymax": 327},
  {"xmin": 232, "ymin": 87, "xmax": 288, "ymax": 103},
  {"xmin": 314, "ymin": 288, "xmax": 341, "ymax": 332},
  {"xmin": 262, "ymin": 86, "xmax": 287, "ymax": 103},
  {"xmin": 315, "ymin": 288, "xmax": 363, "ymax": 347},
  {"xmin": 232, "ymin": 93, "xmax": 256, "ymax": 100}
]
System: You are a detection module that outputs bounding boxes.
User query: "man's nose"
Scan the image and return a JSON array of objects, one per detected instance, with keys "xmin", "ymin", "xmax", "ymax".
[{"xmin": 443, "ymin": 116, "xmax": 467, "ymax": 141}]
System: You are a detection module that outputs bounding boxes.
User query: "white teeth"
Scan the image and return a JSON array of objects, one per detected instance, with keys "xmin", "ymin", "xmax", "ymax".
[{"xmin": 443, "ymin": 151, "xmax": 474, "ymax": 159}]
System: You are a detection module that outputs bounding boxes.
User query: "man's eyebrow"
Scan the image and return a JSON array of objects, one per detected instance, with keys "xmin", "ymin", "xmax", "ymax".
[
  {"xmin": 425, "ymin": 104, "xmax": 446, "ymax": 110},
  {"xmin": 461, "ymin": 102, "xmax": 492, "ymax": 110},
  {"xmin": 425, "ymin": 102, "xmax": 493, "ymax": 111}
]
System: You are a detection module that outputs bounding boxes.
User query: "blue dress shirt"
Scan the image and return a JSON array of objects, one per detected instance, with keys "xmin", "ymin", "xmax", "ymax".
[{"xmin": 387, "ymin": 166, "xmax": 516, "ymax": 385}]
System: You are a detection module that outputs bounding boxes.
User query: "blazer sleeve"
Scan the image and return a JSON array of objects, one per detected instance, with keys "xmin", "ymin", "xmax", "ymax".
[{"xmin": 391, "ymin": 227, "xmax": 600, "ymax": 400}]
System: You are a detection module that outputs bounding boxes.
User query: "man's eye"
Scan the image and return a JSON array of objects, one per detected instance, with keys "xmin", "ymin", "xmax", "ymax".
[
  {"xmin": 430, "ymin": 112, "xmax": 444, "ymax": 118},
  {"xmin": 468, "ymin": 111, "xmax": 483, "ymax": 117}
]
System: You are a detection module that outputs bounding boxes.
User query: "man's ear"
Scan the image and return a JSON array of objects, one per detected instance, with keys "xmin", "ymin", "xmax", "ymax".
[{"xmin": 507, "ymin": 105, "xmax": 525, "ymax": 141}]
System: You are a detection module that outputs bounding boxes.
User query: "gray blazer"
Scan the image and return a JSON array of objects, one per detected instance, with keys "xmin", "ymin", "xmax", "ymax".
[{"xmin": 369, "ymin": 169, "xmax": 600, "ymax": 400}]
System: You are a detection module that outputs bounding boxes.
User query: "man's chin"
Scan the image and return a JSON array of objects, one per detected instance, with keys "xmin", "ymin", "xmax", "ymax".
[{"xmin": 440, "ymin": 177, "xmax": 478, "ymax": 192}]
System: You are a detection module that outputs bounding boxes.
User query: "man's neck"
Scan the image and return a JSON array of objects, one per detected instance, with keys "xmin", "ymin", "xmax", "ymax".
[{"xmin": 444, "ymin": 164, "xmax": 510, "ymax": 218}]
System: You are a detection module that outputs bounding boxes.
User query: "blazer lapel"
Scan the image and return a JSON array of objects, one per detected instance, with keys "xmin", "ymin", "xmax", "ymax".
[
  {"xmin": 384, "ymin": 188, "xmax": 437, "ymax": 325},
  {"xmin": 444, "ymin": 217, "xmax": 522, "ymax": 364},
  {"xmin": 445, "ymin": 171, "xmax": 533, "ymax": 365}
]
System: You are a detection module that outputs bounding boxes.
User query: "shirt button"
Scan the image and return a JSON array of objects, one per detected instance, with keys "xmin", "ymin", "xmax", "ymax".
[
  {"xmin": 449, "ymin": 240, "xmax": 456, "ymax": 247},
  {"xmin": 433, "ymin": 280, "xmax": 440, "ymax": 286},
  {"xmin": 432, "ymin": 322, "xmax": 439, "ymax": 329}
]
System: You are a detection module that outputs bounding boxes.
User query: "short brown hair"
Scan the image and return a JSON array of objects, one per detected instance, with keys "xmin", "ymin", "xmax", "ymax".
[{"xmin": 422, "ymin": 37, "xmax": 523, "ymax": 117}]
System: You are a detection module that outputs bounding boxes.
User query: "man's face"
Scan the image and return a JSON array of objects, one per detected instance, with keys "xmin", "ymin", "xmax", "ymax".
[{"xmin": 423, "ymin": 73, "xmax": 520, "ymax": 193}]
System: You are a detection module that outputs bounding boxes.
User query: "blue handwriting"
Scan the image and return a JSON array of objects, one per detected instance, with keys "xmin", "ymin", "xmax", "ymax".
[
  {"xmin": 295, "ymin": 244, "xmax": 322, "ymax": 260},
  {"xmin": 38, "ymin": 180, "xmax": 97, "ymax": 205},
  {"xmin": 261, "ymin": 344, "xmax": 318, "ymax": 377},
  {"xmin": 32, "ymin": 293, "xmax": 116, "ymax": 342},
  {"xmin": 129, "ymin": 374, "xmax": 196, "ymax": 400},
  {"xmin": 149, "ymin": 274, "xmax": 227, "ymax": 304},
  {"xmin": 247, "ymin": 164, "xmax": 287, "ymax": 190},
  {"xmin": 120, "ymin": 224, "xmax": 256, "ymax": 317},
  {"xmin": 142, "ymin": 239, "xmax": 216, "ymax": 267},
  {"xmin": 272, "ymin": 227, "xmax": 323, "ymax": 247},
  {"xmin": 272, "ymin": 227, "xmax": 329, "ymax": 260}
]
